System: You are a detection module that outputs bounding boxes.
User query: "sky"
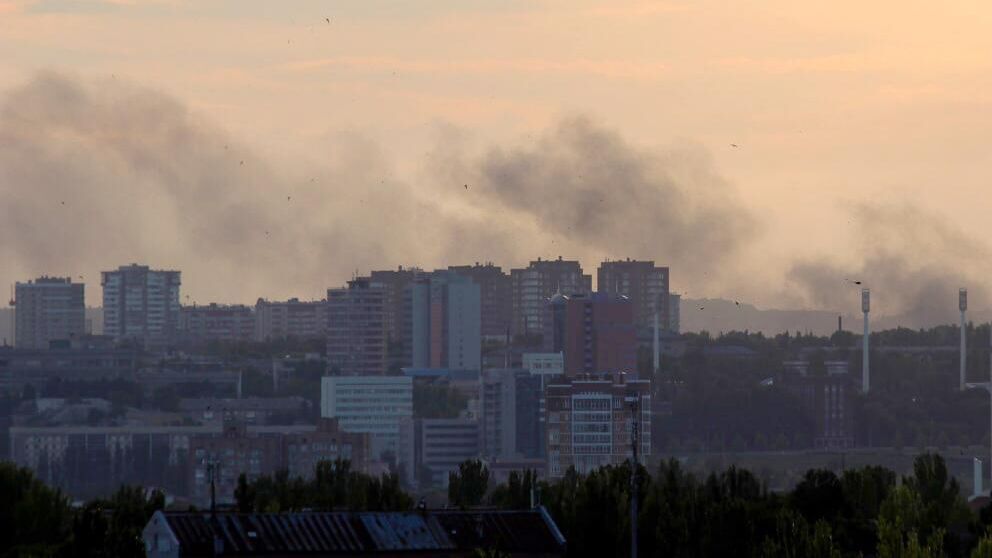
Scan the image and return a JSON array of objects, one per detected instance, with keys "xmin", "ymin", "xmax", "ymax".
[{"xmin": 1, "ymin": 0, "xmax": 991, "ymax": 324}]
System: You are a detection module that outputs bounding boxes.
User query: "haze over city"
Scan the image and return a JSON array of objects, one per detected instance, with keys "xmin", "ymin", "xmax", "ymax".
[
  {"xmin": 6, "ymin": 3, "xmax": 992, "ymax": 557},
  {"xmin": 3, "ymin": 1, "xmax": 992, "ymax": 325}
]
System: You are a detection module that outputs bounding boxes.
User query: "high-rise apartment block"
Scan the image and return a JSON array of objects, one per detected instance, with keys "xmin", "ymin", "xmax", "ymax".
[
  {"xmin": 179, "ymin": 303, "xmax": 254, "ymax": 344},
  {"xmin": 253, "ymin": 298, "xmax": 327, "ymax": 341},
  {"xmin": 544, "ymin": 293, "xmax": 638, "ymax": 376},
  {"xmin": 597, "ymin": 259, "xmax": 670, "ymax": 330},
  {"xmin": 369, "ymin": 266, "xmax": 424, "ymax": 367},
  {"xmin": 102, "ymin": 264, "xmax": 181, "ymax": 346},
  {"xmin": 14, "ymin": 276, "xmax": 85, "ymax": 349},
  {"xmin": 545, "ymin": 373, "xmax": 651, "ymax": 477},
  {"xmin": 510, "ymin": 257, "xmax": 592, "ymax": 336},
  {"xmin": 668, "ymin": 293, "xmax": 681, "ymax": 334},
  {"xmin": 326, "ymin": 278, "xmax": 388, "ymax": 375},
  {"xmin": 412, "ymin": 271, "xmax": 481, "ymax": 371},
  {"xmin": 320, "ymin": 375, "xmax": 413, "ymax": 460},
  {"xmin": 447, "ymin": 263, "xmax": 511, "ymax": 340}
]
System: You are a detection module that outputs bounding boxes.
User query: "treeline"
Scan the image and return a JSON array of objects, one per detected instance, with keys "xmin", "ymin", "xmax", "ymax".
[{"xmin": 653, "ymin": 327, "xmax": 992, "ymax": 452}]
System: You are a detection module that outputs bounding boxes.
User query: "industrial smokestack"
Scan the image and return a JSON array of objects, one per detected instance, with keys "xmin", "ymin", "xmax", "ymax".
[
  {"xmin": 961, "ymin": 288, "xmax": 968, "ymax": 391},
  {"xmin": 862, "ymin": 289, "xmax": 870, "ymax": 393}
]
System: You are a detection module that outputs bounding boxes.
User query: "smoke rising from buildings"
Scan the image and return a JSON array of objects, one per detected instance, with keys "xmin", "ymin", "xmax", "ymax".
[
  {"xmin": 431, "ymin": 116, "xmax": 758, "ymax": 284},
  {"xmin": 788, "ymin": 203, "xmax": 992, "ymax": 326},
  {"xmin": 0, "ymin": 72, "xmax": 757, "ymax": 303}
]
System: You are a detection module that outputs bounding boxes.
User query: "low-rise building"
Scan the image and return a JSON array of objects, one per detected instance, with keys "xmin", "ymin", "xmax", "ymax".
[
  {"xmin": 179, "ymin": 304, "xmax": 254, "ymax": 344},
  {"xmin": 143, "ymin": 508, "xmax": 566, "ymax": 557},
  {"xmin": 399, "ymin": 417, "xmax": 480, "ymax": 488},
  {"xmin": 254, "ymin": 298, "xmax": 327, "ymax": 341}
]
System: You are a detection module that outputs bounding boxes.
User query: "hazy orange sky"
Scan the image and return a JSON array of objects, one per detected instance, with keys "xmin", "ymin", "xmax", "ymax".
[{"xmin": 2, "ymin": 0, "xmax": 991, "ymax": 318}]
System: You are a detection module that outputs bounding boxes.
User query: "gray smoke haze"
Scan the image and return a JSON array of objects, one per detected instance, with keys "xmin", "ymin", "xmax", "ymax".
[
  {"xmin": 788, "ymin": 203, "xmax": 992, "ymax": 326},
  {"xmin": 0, "ymin": 72, "xmax": 755, "ymax": 303},
  {"xmin": 430, "ymin": 116, "xmax": 758, "ymax": 284},
  {"xmin": 0, "ymin": 71, "xmax": 521, "ymax": 302}
]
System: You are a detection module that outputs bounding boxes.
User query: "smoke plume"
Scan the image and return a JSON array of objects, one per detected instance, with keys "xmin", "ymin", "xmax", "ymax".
[
  {"xmin": 0, "ymin": 72, "xmax": 754, "ymax": 303},
  {"xmin": 788, "ymin": 203, "xmax": 992, "ymax": 326}
]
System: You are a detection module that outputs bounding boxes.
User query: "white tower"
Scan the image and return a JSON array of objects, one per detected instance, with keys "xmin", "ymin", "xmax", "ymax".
[
  {"xmin": 862, "ymin": 289, "xmax": 870, "ymax": 393},
  {"xmin": 960, "ymin": 288, "xmax": 968, "ymax": 391}
]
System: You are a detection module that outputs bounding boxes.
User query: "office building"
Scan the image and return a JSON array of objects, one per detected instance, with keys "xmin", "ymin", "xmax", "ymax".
[
  {"xmin": 480, "ymin": 368, "xmax": 544, "ymax": 460},
  {"xmin": 544, "ymin": 293, "xmax": 637, "ymax": 377},
  {"xmin": 545, "ymin": 373, "xmax": 651, "ymax": 477},
  {"xmin": 448, "ymin": 263, "xmax": 511, "ymax": 340},
  {"xmin": 14, "ymin": 276, "xmax": 85, "ymax": 349},
  {"xmin": 178, "ymin": 304, "xmax": 254, "ymax": 344},
  {"xmin": 326, "ymin": 278, "xmax": 387, "ymax": 375},
  {"xmin": 320, "ymin": 375, "xmax": 412, "ymax": 460},
  {"xmin": 511, "ymin": 257, "xmax": 592, "ymax": 336},
  {"xmin": 412, "ymin": 271, "xmax": 481, "ymax": 371},
  {"xmin": 102, "ymin": 264, "xmax": 181, "ymax": 346},
  {"xmin": 597, "ymin": 259, "xmax": 670, "ymax": 330},
  {"xmin": 399, "ymin": 417, "xmax": 480, "ymax": 488},
  {"xmin": 253, "ymin": 298, "xmax": 326, "ymax": 341}
]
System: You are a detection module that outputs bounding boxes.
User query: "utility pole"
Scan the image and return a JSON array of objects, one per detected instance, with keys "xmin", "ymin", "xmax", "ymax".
[{"xmin": 627, "ymin": 395, "xmax": 640, "ymax": 558}]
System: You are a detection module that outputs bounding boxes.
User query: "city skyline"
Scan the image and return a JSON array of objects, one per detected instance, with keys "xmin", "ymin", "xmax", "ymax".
[{"xmin": 1, "ymin": 2, "xmax": 991, "ymax": 321}]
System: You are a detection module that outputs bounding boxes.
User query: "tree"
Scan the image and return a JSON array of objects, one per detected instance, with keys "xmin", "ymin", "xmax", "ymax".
[
  {"xmin": 448, "ymin": 460, "xmax": 490, "ymax": 509},
  {"xmin": 0, "ymin": 462, "xmax": 71, "ymax": 555}
]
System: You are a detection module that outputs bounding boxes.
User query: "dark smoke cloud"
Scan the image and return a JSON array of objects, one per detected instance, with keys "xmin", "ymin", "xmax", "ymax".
[
  {"xmin": 430, "ymin": 116, "xmax": 757, "ymax": 284},
  {"xmin": 788, "ymin": 203, "xmax": 991, "ymax": 326},
  {"xmin": 0, "ymin": 72, "xmax": 753, "ymax": 303}
]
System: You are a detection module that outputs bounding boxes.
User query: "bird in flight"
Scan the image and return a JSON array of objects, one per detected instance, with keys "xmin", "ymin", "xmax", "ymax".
[
  {"xmin": 730, "ymin": 143, "xmax": 739, "ymax": 148},
  {"xmin": 60, "ymin": 201, "xmax": 65, "ymax": 205},
  {"xmin": 735, "ymin": 301, "xmax": 740, "ymax": 306},
  {"xmin": 846, "ymin": 279, "xmax": 862, "ymax": 285},
  {"xmin": 325, "ymin": 17, "xmax": 330, "ymax": 24},
  {"xmin": 464, "ymin": 184, "xmax": 469, "ymax": 189},
  {"xmin": 240, "ymin": 160, "xmax": 244, "ymax": 166},
  {"xmin": 287, "ymin": 196, "xmax": 291, "ymax": 201},
  {"xmin": 699, "ymin": 306, "xmax": 705, "ymax": 310}
]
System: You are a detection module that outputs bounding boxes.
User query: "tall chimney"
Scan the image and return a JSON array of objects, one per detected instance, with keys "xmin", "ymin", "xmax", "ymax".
[
  {"xmin": 862, "ymin": 289, "xmax": 870, "ymax": 394},
  {"xmin": 960, "ymin": 288, "xmax": 968, "ymax": 390}
]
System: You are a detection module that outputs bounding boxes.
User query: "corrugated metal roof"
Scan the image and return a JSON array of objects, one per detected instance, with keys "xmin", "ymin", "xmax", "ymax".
[{"xmin": 158, "ymin": 509, "xmax": 564, "ymax": 556}]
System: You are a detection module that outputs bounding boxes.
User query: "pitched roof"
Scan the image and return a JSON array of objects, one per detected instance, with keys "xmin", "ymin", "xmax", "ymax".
[{"xmin": 152, "ymin": 508, "xmax": 565, "ymax": 556}]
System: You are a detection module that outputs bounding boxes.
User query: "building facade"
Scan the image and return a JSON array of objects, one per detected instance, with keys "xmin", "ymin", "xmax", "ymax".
[
  {"xmin": 597, "ymin": 259, "xmax": 670, "ymax": 330},
  {"xmin": 510, "ymin": 257, "xmax": 592, "ymax": 336},
  {"xmin": 399, "ymin": 417, "xmax": 480, "ymax": 488},
  {"xmin": 368, "ymin": 267, "xmax": 424, "ymax": 369},
  {"xmin": 320, "ymin": 375, "xmax": 412, "ymax": 460},
  {"xmin": 480, "ymin": 368, "xmax": 544, "ymax": 461},
  {"xmin": 14, "ymin": 276, "xmax": 85, "ymax": 349},
  {"xmin": 668, "ymin": 293, "xmax": 681, "ymax": 334},
  {"xmin": 544, "ymin": 293, "xmax": 638, "ymax": 377},
  {"xmin": 253, "ymin": 298, "xmax": 327, "ymax": 341},
  {"xmin": 188, "ymin": 419, "xmax": 368, "ymax": 505},
  {"xmin": 102, "ymin": 264, "xmax": 181, "ymax": 346},
  {"xmin": 178, "ymin": 304, "xmax": 254, "ymax": 344},
  {"xmin": 411, "ymin": 272, "xmax": 481, "ymax": 371},
  {"xmin": 447, "ymin": 263, "xmax": 511, "ymax": 341},
  {"xmin": 326, "ymin": 278, "xmax": 388, "ymax": 375},
  {"xmin": 544, "ymin": 374, "xmax": 651, "ymax": 477}
]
